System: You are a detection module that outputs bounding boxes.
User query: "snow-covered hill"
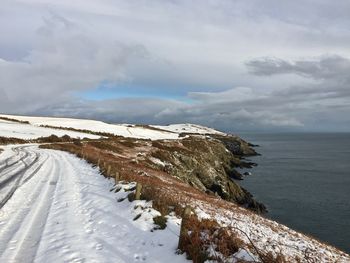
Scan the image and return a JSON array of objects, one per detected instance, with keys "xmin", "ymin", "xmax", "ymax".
[
  {"xmin": 151, "ymin": 123, "xmax": 225, "ymax": 135},
  {"xmin": 0, "ymin": 114, "xmax": 223, "ymax": 140},
  {"xmin": 0, "ymin": 119, "xmax": 100, "ymax": 140}
]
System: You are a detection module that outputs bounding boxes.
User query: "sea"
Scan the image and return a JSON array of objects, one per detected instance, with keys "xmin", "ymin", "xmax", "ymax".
[{"xmin": 236, "ymin": 132, "xmax": 350, "ymax": 254}]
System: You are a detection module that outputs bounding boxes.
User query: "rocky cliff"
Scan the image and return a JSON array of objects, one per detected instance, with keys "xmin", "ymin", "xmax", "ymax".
[{"xmin": 148, "ymin": 134, "xmax": 266, "ymax": 213}]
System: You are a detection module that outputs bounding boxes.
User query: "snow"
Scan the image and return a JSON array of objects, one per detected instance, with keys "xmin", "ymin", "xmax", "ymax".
[
  {"xmin": 0, "ymin": 120, "xmax": 100, "ymax": 140},
  {"xmin": 193, "ymin": 204, "xmax": 350, "ymax": 262},
  {"xmin": 149, "ymin": 157, "xmax": 168, "ymax": 168},
  {"xmin": 0, "ymin": 114, "xmax": 225, "ymax": 140},
  {"xmin": 0, "ymin": 145, "xmax": 188, "ymax": 263},
  {"xmin": 0, "ymin": 114, "xmax": 180, "ymax": 140},
  {"xmin": 0, "ymin": 145, "xmax": 12, "ymax": 160},
  {"xmin": 151, "ymin": 124, "xmax": 225, "ymax": 135},
  {"xmin": 233, "ymin": 249, "xmax": 258, "ymax": 262}
]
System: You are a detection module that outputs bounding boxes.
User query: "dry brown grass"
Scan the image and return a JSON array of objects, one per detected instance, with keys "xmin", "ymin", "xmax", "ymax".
[
  {"xmin": 151, "ymin": 140, "xmax": 189, "ymax": 153},
  {"xmin": 134, "ymin": 124, "xmax": 178, "ymax": 134},
  {"xmin": 0, "ymin": 116, "xmax": 29, "ymax": 124},
  {"xmin": 180, "ymin": 215, "xmax": 244, "ymax": 263},
  {"xmin": 39, "ymin": 140, "xmax": 272, "ymax": 261},
  {"xmin": 36, "ymin": 134, "xmax": 73, "ymax": 143},
  {"xmin": 117, "ymin": 138, "xmax": 141, "ymax": 148},
  {"xmin": 38, "ymin": 138, "xmax": 347, "ymax": 263},
  {"xmin": 39, "ymin": 124, "xmax": 116, "ymax": 137},
  {"xmin": 0, "ymin": 136, "xmax": 27, "ymax": 145},
  {"xmin": 0, "ymin": 135, "xmax": 87, "ymax": 145},
  {"xmin": 87, "ymin": 141, "xmax": 124, "ymax": 153}
]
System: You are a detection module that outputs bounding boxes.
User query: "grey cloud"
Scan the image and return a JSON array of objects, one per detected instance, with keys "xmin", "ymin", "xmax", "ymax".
[
  {"xmin": 247, "ymin": 55, "xmax": 350, "ymax": 102},
  {"xmin": 29, "ymin": 97, "xmax": 185, "ymax": 125},
  {"xmin": 246, "ymin": 58, "xmax": 295, "ymax": 76},
  {"xmin": 246, "ymin": 55, "xmax": 350, "ymax": 81},
  {"xmin": 33, "ymin": 87, "xmax": 305, "ymax": 131},
  {"xmin": 18, "ymin": 79, "xmax": 350, "ymax": 132}
]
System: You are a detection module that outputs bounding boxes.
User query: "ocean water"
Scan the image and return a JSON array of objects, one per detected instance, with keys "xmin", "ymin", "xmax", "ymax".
[{"xmin": 237, "ymin": 133, "xmax": 350, "ymax": 254}]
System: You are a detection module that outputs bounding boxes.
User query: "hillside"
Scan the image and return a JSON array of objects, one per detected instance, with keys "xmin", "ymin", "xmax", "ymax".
[
  {"xmin": 0, "ymin": 114, "xmax": 182, "ymax": 140},
  {"xmin": 0, "ymin": 114, "xmax": 349, "ymax": 262}
]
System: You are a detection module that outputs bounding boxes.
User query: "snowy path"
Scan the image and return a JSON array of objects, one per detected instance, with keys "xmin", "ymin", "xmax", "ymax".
[
  {"xmin": 0, "ymin": 146, "xmax": 41, "ymax": 209},
  {"xmin": 0, "ymin": 146, "xmax": 187, "ymax": 263}
]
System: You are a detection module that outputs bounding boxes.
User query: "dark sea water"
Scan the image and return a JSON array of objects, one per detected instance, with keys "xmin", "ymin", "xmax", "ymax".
[{"xmin": 236, "ymin": 133, "xmax": 350, "ymax": 254}]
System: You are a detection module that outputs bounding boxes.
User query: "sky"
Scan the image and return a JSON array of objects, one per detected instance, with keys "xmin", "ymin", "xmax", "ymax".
[{"xmin": 1, "ymin": 0, "xmax": 350, "ymax": 132}]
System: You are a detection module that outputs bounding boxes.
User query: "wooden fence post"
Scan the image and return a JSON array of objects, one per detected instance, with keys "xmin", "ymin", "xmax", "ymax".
[
  {"xmin": 115, "ymin": 172, "xmax": 120, "ymax": 184},
  {"xmin": 107, "ymin": 165, "xmax": 111, "ymax": 176},
  {"xmin": 135, "ymin": 183, "xmax": 143, "ymax": 200},
  {"xmin": 178, "ymin": 206, "xmax": 192, "ymax": 250}
]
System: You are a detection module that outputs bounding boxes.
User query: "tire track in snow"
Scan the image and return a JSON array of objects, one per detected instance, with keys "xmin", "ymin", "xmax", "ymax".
[
  {"xmin": 0, "ymin": 146, "xmax": 187, "ymax": 263},
  {"xmin": 0, "ymin": 146, "xmax": 36, "ymax": 179},
  {"xmin": 34, "ymin": 150, "xmax": 111, "ymax": 262},
  {"xmin": 0, "ymin": 147, "xmax": 29, "ymax": 173},
  {"xmin": 0, "ymin": 154, "xmax": 47, "ymax": 209},
  {"xmin": 0, "ymin": 148, "xmax": 98, "ymax": 262},
  {"xmin": 0, "ymin": 147, "xmax": 22, "ymax": 169},
  {"xmin": 0, "ymin": 147, "xmax": 42, "ymax": 209},
  {"xmin": 0, "ymin": 146, "xmax": 36, "ymax": 173},
  {"xmin": 0, "ymin": 147, "xmax": 121, "ymax": 262},
  {"xmin": 0, "ymin": 151, "xmax": 39, "ymax": 189},
  {"xmin": 0, "ymin": 150, "xmax": 57, "ymax": 261},
  {"xmin": 11, "ymin": 156, "xmax": 60, "ymax": 263}
]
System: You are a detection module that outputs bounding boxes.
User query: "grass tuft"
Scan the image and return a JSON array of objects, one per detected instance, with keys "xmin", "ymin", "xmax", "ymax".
[{"xmin": 153, "ymin": 215, "xmax": 167, "ymax": 230}]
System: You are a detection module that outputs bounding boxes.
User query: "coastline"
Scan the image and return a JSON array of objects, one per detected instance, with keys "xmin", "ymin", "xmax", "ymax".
[{"xmin": 237, "ymin": 132, "xmax": 350, "ymax": 254}]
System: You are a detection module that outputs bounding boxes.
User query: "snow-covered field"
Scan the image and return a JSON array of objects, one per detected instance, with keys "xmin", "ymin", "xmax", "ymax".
[
  {"xmin": 0, "ymin": 114, "xmax": 223, "ymax": 140},
  {"xmin": 0, "ymin": 146, "xmax": 188, "ymax": 262},
  {"xmin": 0, "ymin": 120, "xmax": 100, "ymax": 140},
  {"xmin": 151, "ymin": 124, "xmax": 225, "ymax": 135}
]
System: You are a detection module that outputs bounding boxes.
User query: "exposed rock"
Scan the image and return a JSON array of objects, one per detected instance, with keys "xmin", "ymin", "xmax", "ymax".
[
  {"xmin": 149, "ymin": 135, "xmax": 266, "ymax": 213},
  {"xmin": 239, "ymin": 161, "xmax": 257, "ymax": 168},
  {"xmin": 212, "ymin": 134, "xmax": 259, "ymax": 156}
]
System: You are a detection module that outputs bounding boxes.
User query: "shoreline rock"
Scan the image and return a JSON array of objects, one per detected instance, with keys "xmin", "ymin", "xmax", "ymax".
[{"xmin": 149, "ymin": 134, "xmax": 267, "ymax": 213}]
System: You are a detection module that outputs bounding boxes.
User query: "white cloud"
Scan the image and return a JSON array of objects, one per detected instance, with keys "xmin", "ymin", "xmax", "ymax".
[{"xmin": 0, "ymin": 10, "xmax": 149, "ymax": 112}]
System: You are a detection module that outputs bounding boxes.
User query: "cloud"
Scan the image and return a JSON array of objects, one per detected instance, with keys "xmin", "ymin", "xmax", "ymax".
[
  {"xmin": 246, "ymin": 55, "xmax": 350, "ymax": 80},
  {"xmin": 26, "ymin": 85, "xmax": 305, "ymax": 131},
  {"xmin": 13, "ymin": 54, "xmax": 350, "ymax": 132},
  {"xmin": 246, "ymin": 55, "xmax": 350, "ymax": 99},
  {"xmin": 29, "ymin": 97, "xmax": 186, "ymax": 124},
  {"xmin": 0, "ymin": 11, "xmax": 149, "ymax": 113},
  {"xmin": 1, "ymin": 1, "xmax": 350, "ymax": 131}
]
